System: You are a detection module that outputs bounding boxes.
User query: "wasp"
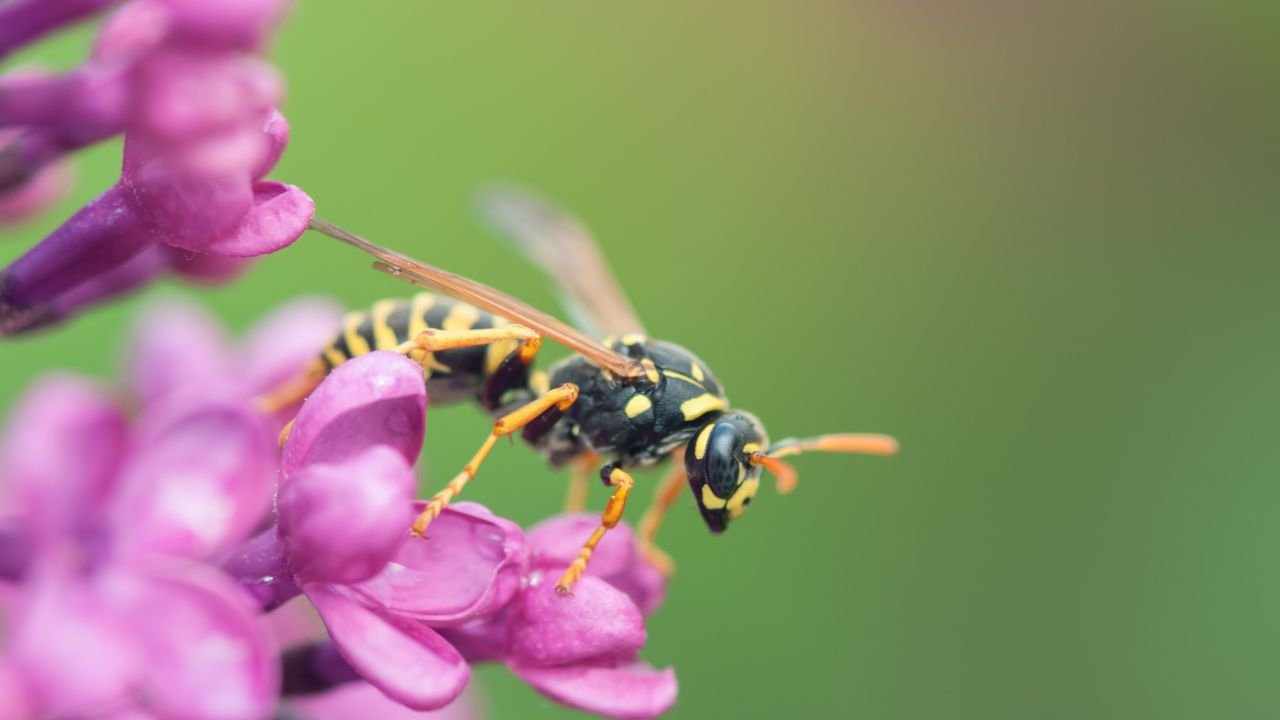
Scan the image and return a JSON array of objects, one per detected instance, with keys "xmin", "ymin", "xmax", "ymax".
[{"xmin": 259, "ymin": 189, "xmax": 898, "ymax": 593}]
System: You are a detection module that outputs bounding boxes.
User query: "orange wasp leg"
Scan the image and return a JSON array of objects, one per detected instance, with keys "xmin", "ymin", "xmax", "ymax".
[{"xmin": 411, "ymin": 383, "xmax": 579, "ymax": 538}]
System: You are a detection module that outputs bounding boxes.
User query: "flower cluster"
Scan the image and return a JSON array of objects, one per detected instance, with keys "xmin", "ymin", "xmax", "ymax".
[
  {"xmin": 1, "ymin": 3, "xmax": 687, "ymax": 718},
  {"xmin": 0, "ymin": 0, "xmax": 313, "ymax": 335},
  {"xmin": 0, "ymin": 298, "xmax": 677, "ymax": 718}
]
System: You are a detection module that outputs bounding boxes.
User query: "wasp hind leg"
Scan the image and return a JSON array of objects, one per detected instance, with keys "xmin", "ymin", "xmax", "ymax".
[
  {"xmin": 556, "ymin": 464, "xmax": 637, "ymax": 594},
  {"xmin": 564, "ymin": 453, "xmax": 600, "ymax": 513},
  {"xmin": 634, "ymin": 459, "xmax": 686, "ymax": 577},
  {"xmin": 410, "ymin": 383, "xmax": 579, "ymax": 538}
]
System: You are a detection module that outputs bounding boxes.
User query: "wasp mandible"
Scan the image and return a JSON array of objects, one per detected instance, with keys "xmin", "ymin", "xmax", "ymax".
[{"xmin": 259, "ymin": 189, "xmax": 898, "ymax": 593}]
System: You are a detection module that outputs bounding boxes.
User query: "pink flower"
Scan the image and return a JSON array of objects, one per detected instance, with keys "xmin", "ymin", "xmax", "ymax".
[
  {"xmin": 442, "ymin": 516, "xmax": 677, "ymax": 720},
  {"xmin": 224, "ymin": 352, "xmax": 483, "ymax": 711},
  {"xmin": 0, "ymin": 375, "xmax": 280, "ymax": 719},
  {"xmin": 124, "ymin": 292, "xmax": 342, "ymax": 417},
  {"xmin": 0, "ymin": 0, "xmax": 311, "ymax": 334}
]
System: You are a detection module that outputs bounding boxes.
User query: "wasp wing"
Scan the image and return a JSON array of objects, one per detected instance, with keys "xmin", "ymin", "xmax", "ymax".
[
  {"xmin": 309, "ymin": 218, "xmax": 643, "ymax": 379},
  {"xmin": 479, "ymin": 186, "xmax": 647, "ymax": 339}
]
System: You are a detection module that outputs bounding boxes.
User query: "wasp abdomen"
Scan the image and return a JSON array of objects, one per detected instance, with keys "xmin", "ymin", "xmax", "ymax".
[{"xmin": 319, "ymin": 292, "xmax": 518, "ymax": 404}]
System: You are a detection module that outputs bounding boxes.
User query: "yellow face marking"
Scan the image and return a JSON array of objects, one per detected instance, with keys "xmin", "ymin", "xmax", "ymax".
[
  {"xmin": 371, "ymin": 300, "xmax": 400, "ymax": 350},
  {"xmin": 700, "ymin": 484, "xmax": 728, "ymax": 510},
  {"xmin": 529, "ymin": 370, "xmax": 551, "ymax": 396},
  {"xmin": 621, "ymin": 333, "xmax": 646, "ymax": 345},
  {"xmin": 742, "ymin": 442, "xmax": 763, "ymax": 455},
  {"xmin": 690, "ymin": 363, "xmax": 705, "ymax": 382},
  {"xmin": 442, "ymin": 303, "xmax": 480, "ymax": 332},
  {"xmin": 681, "ymin": 394, "xmax": 727, "ymax": 421},
  {"xmin": 694, "ymin": 423, "xmax": 714, "ymax": 460},
  {"xmin": 727, "ymin": 477, "xmax": 760, "ymax": 519},
  {"xmin": 323, "ymin": 346, "xmax": 348, "ymax": 367},
  {"xmin": 342, "ymin": 312, "xmax": 371, "ymax": 356},
  {"xmin": 409, "ymin": 293, "xmax": 435, "ymax": 337},
  {"xmin": 624, "ymin": 394, "xmax": 653, "ymax": 418}
]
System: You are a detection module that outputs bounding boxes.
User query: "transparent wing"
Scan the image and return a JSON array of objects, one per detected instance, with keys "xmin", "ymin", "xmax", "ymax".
[
  {"xmin": 309, "ymin": 218, "xmax": 644, "ymax": 379},
  {"xmin": 479, "ymin": 186, "xmax": 647, "ymax": 338}
]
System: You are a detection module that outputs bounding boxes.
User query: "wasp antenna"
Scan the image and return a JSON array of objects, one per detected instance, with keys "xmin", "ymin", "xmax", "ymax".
[
  {"xmin": 767, "ymin": 433, "xmax": 899, "ymax": 460},
  {"xmin": 750, "ymin": 452, "xmax": 799, "ymax": 495}
]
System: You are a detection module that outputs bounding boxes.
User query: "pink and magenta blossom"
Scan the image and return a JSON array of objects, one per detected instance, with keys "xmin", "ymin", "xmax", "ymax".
[
  {"xmin": 0, "ymin": 0, "xmax": 311, "ymax": 334},
  {"xmin": 0, "ymin": 375, "xmax": 280, "ymax": 718}
]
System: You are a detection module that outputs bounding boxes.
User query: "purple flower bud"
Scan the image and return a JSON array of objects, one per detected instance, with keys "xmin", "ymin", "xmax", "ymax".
[{"xmin": 279, "ymin": 446, "xmax": 416, "ymax": 585}]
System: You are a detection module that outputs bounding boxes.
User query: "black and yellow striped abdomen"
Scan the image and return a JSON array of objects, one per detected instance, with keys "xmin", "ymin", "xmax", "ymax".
[{"xmin": 320, "ymin": 292, "xmax": 521, "ymax": 405}]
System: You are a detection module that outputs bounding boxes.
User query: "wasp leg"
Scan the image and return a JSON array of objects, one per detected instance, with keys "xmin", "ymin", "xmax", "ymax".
[
  {"xmin": 555, "ymin": 464, "xmax": 636, "ymax": 594},
  {"xmin": 635, "ymin": 460, "xmax": 685, "ymax": 577},
  {"xmin": 564, "ymin": 452, "xmax": 600, "ymax": 513},
  {"xmin": 411, "ymin": 383, "xmax": 579, "ymax": 538},
  {"xmin": 395, "ymin": 325, "xmax": 540, "ymax": 376},
  {"xmin": 254, "ymin": 359, "xmax": 329, "ymax": 416}
]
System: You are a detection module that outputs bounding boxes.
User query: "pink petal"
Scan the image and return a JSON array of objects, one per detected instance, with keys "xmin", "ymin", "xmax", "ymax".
[
  {"xmin": 289, "ymin": 681, "xmax": 483, "ymax": 720},
  {"xmin": 308, "ymin": 583, "xmax": 470, "ymax": 711},
  {"xmin": 527, "ymin": 514, "xmax": 667, "ymax": 615},
  {"xmin": 122, "ymin": 145, "xmax": 253, "ymax": 247},
  {"xmin": 0, "ymin": 659, "xmax": 34, "ymax": 720},
  {"xmin": 282, "ymin": 352, "xmax": 426, "ymax": 476},
  {"xmin": 252, "ymin": 109, "xmax": 290, "ymax": 179},
  {"xmin": 164, "ymin": 246, "xmax": 254, "ymax": 283},
  {"xmin": 0, "ymin": 156, "xmax": 72, "ymax": 225},
  {"xmin": 346, "ymin": 502, "xmax": 527, "ymax": 624},
  {"xmin": 6, "ymin": 565, "xmax": 142, "ymax": 717},
  {"xmin": 93, "ymin": 0, "xmax": 170, "ymax": 61},
  {"xmin": 131, "ymin": 49, "xmax": 280, "ymax": 148},
  {"xmin": 507, "ymin": 576, "xmax": 645, "ymax": 667},
  {"xmin": 0, "ymin": 375, "xmax": 127, "ymax": 543},
  {"xmin": 528, "ymin": 513, "xmax": 636, "ymax": 579},
  {"xmin": 192, "ymin": 180, "xmax": 313, "ymax": 257},
  {"xmin": 511, "ymin": 661, "xmax": 677, "ymax": 720},
  {"xmin": 237, "ymin": 296, "xmax": 343, "ymax": 397},
  {"xmin": 111, "ymin": 564, "xmax": 280, "ymax": 720},
  {"xmin": 109, "ymin": 400, "xmax": 275, "ymax": 560},
  {"xmin": 126, "ymin": 295, "xmax": 233, "ymax": 406},
  {"xmin": 160, "ymin": 0, "xmax": 292, "ymax": 50},
  {"xmin": 278, "ymin": 446, "xmax": 415, "ymax": 585},
  {"xmin": 266, "ymin": 595, "xmax": 324, "ymax": 650},
  {"xmin": 437, "ymin": 612, "xmax": 509, "ymax": 664}
]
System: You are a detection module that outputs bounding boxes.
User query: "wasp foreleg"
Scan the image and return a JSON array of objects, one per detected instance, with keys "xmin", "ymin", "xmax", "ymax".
[
  {"xmin": 555, "ymin": 464, "xmax": 636, "ymax": 594},
  {"xmin": 410, "ymin": 383, "xmax": 578, "ymax": 537}
]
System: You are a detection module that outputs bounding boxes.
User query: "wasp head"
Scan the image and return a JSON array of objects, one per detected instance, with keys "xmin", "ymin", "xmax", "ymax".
[{"xmin": 684, "ymin": 411, "xmax": 768, "ymax": 533}]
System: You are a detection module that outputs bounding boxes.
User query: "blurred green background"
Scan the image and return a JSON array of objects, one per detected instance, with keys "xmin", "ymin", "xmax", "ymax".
[{"xmin": 4, "ymin": 2, "xmax": 1279, "ymax": 718}]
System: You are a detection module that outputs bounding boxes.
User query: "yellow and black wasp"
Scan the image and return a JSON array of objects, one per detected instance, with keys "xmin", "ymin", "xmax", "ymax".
[{"xmin": 260, "ymin": 189, "xmax": 898, "ymax": 592}]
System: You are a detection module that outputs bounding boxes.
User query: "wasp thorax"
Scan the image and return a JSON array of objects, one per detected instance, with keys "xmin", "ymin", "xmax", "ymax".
[{"xmin": 685, "ymin": 410, "xmax": 769, "ymax": 533}]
